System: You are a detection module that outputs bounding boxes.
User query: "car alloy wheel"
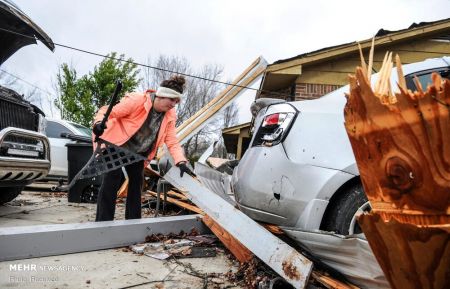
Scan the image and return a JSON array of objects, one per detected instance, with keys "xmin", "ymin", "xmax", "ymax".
[{"xmin": 348, "ymin": 201, "xmax": 371, "ymax": 236}]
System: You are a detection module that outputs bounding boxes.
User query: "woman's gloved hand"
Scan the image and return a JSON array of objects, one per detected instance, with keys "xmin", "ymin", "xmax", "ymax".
[
  {"xmin": 93, "ymin": 122, "xmax": 107, "ymax": 137},
  {"xmin": 177, "ymin": 161, "xmax": 196, "ymax": 178}
]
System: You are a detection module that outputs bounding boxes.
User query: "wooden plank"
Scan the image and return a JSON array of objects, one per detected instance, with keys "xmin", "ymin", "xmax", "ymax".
[
  {"xmin": 260, "ymin": 223, "xmax": 284, "ymax": 235},
  {"xmin": 164, "ymin": 168, "xmax": 313, "ymax": 288},
  {"xmin": 145, "ymin": 191, "xmax": 204, "ymax": 215},
  {"xmin": 176, "ymin": 57, "xmax": 263, "ymax": 133},
  {"xmin": 202, "ymin": 215, "xmax": 253, "ymax": 263},
  {"xmin": 311, "ymin": 271, "xmax": 360, "ymax": 289},
  {"xmin": 117, "ymin": 177, "xmax": 128, "ymax": 198},
  {"xmin": 167, "ymin": 190, "xmax": 189, "ymax": 200},
  {"xmin": 177, "ymin": 62, "xmax": 267, "ymax": 142}
]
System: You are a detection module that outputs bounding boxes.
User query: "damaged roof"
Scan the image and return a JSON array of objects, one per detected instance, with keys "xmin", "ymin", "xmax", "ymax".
[{"xmin": 270, "ymin": 17, "xmax": 450, "ymax": 67}]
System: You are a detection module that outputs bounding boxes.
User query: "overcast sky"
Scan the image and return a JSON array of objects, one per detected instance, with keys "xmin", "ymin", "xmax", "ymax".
[{"xmin": 2, "ymin": 0, "xmax": 450, "ymax": 121}]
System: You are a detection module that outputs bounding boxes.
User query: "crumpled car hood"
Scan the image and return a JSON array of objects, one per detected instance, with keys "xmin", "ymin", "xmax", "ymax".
[{"xmin": 0, "ymin": 0, "xmax": 54, "ymax": 65}]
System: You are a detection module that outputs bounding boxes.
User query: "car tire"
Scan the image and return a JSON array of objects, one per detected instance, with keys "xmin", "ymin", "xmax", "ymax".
[
  {"xmin": 321, "ymin": 182, "xmax": 370, "ymax": 235},
  {"xmin": 0, "ymin": 186, "xmax": 23, "ymax": 204}
]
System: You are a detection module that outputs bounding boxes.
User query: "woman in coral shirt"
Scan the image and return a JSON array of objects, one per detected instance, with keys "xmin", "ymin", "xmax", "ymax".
[{"xmin": 93, "ymin": 75, "xmax": 193, "ymax": 221}]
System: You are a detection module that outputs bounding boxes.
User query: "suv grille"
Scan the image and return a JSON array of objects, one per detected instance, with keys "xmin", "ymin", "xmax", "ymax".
[
  {"xmin": 0, "ymin": 98, "xmax": 37, "ymax": 131},
  {"xmin": 0, "ymin": 86, "xmax": 39, "ymax": 144}
]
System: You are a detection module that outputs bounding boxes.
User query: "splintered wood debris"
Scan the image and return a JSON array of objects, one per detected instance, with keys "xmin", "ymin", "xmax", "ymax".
[{"xmin": 345, "ymin": 44, "xmax": 450, "ymax": 289}]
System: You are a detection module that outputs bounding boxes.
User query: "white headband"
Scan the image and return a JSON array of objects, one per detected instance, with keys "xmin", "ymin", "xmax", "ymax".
[{"xmin": 156, "ymin": 87, "xmax": 182, "ymax": 99}]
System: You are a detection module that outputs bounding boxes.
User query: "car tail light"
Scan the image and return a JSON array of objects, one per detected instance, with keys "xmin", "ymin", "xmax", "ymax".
[{"xmin": 253, "ymin": 112, "xmax": 296, "ymax": 146}]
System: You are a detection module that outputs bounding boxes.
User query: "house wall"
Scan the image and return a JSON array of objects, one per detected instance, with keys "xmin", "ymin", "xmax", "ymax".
[
  {"xmin": 294, "ymin": 83, "xmax": 341, "ymax": 100},
  {"xmin": 259, "ymin": 87, "xmax": 292, "ymax": 101}
]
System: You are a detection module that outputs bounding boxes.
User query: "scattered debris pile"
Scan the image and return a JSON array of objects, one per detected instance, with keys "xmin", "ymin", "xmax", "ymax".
[{"xmin": 131, "ymin": 233, "xmax": 217, "ymax": 260}]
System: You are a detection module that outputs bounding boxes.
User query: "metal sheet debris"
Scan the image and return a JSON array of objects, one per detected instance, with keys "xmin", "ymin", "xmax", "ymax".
[
  {"xmin": 0, "ymin": 215, "xmax": 207, "ymax": 261},
  {"xmin": 282, "ymin": 228, "xmax": 390, "ymax": 289},
  {"xmin": 194, "ymin": 162, "xmax": 235, "ymax": 205}
]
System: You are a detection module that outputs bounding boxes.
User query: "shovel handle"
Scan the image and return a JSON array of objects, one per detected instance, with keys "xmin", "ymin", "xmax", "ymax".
[
  {"xmin": 95, "ymin": 80, "xmax": 123, "ymax": 141},
  {"xmin": 100, "ymin": 80, "xmax": 123, "ymax": 127}
]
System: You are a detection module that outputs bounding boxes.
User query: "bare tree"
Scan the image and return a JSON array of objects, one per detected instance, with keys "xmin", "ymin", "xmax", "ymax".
[
  {"xmin": 23, "ymin": 87, "xmax": 42, "ymax": 107},
  {"xmin": 222, "ymin": 101, "xmax": 239, "ymax": 128},
  {"xmin": 1, "ymin": 69, "xmax": 57, "ymax": 117},
  {"xmin": 0, "ymin": 70, "xmax": 18, "ymax": 87}
]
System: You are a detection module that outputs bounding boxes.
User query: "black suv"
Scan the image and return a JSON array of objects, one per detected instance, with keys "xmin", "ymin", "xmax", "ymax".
[{"xmin": 0, "ymin": 0, "xmax": 54, "ymax": 204}]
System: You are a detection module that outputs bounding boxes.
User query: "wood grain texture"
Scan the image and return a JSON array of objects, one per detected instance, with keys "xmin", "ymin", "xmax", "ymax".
[
  {"xmin": 117, "ymin": 177, "xmax": 128, "ymax": 198},
  {"xmin": 311, "ymin": 271, "xmax": 360, "ymax": 289},
  {"xmin": 145, "ymin": 191, "xmax": 204, "ymax": 214},
  {"xmin": 345, "ymin": 58, "xmax": 450, "ymax": 289},
  {"xmin": 202, "ymin": 215, "xmax": 253, "ymax": 263},
  {"xmin": 344, "ymin": 69, "xmax": 450, "ymax": 216},
  {"xmin": 359, "ymin": 213, "xmax": 450, "ymax": 289}
]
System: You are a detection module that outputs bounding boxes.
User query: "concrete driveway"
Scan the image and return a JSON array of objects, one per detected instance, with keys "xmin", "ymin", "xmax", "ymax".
[{"xmin": 0, "ymin": 183, "xmax": 242, "ymax": 289}]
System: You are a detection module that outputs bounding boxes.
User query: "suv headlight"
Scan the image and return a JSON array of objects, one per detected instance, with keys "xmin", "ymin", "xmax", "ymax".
[{"xmin": 38, "ymin": 115, "xmax": 47, "ymax": 134}]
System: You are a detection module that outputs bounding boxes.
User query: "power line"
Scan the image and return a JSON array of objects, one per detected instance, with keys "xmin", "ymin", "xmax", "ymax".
[
  {"xmin": 0, "ymin": 27, "xmax": 304, "ymax": 100},
  {"xmin": 0, "ymin": 69, "xmax": 55, "ymax": 97},
  {"xmin": 0, "ymin": 68, "xmax": 52, "ymax": 96}
]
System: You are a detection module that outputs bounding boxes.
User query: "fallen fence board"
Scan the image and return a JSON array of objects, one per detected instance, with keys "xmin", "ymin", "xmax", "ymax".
[
  {"xmin": 164, "ymin": 167, "xmax": 313, "ymax": 288},
  {"xmin": 0, "ymin": 215, "xmax": 206, "ymax": 261},
  {"xmin": 202, "ymin": 215, "xmax": 253, "ymax": 263}
]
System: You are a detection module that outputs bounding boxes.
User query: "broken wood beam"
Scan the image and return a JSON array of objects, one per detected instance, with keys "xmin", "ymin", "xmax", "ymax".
[
  {"xmin": 311, "ymin": 271, "xmax": 360, "ymax": 289},
  {"xmin": 116, "ymin": 176, "xmax": 128, "ymax": 198},
  {"xmin": 164, "ymin": 167, "xmax": 313, "ymax": 288},
  {"xmin": 176, "ymin": 57, "xmax": 267, "ymax": 143},
  {"xmin": 202, "ymin": 215, "xmax": 253, "ymax": 263},
  {"xmin": 345, "ymin": 55, "xmax": 450, "ymax": 218},
  {"xmin": 166, "ymin": 190, "xmax": 189, "ymax": 200},
  {"xmin": 260, "ymin": 223, "xmax": 284, "ymax": 235},
  {"xmin": 176, "ymin": 56, "xmax": 263, "ymax": 133},
  {"xmin": 344, "ymin": 51, "xmax": 450, "ymax": 289}
]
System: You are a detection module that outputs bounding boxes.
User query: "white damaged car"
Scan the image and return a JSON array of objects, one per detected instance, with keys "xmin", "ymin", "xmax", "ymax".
[{"xmin": 232, "ymin": 56, "xmax": 450, "ymax": 235}]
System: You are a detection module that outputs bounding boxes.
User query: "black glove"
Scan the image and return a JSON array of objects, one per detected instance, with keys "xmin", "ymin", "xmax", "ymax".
[
  {"xmin": 93, "ymin": 122, "xmax": 107, "ymax": 137},
  {"xmin": 177, "ymin": 162, "xmax": 196, "ymax": 178}
]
